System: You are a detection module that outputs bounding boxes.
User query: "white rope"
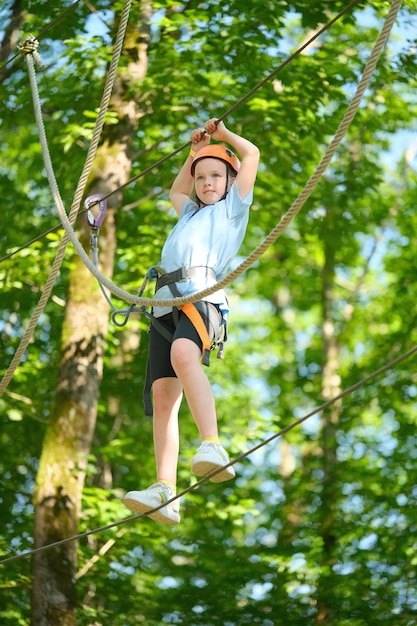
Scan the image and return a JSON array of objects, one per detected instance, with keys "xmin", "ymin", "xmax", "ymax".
[
  {"xmin": 52, "ymin": 0, "xmax": 402, "ymax": 308},
  {"xmin": 0, "ymin": 0, "xmax": 132, "ymax": 397}
]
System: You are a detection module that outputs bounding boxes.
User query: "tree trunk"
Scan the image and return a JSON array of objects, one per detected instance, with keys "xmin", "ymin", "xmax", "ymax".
[
  {"xmin": 0, "ymin": 0, "xmax": 25, "ymax": 83},
  {"xmin": 30, "ymin": 7, "xmax": 152, "ymax": 623},
  {"xmin": 30, "ymin": 210, "xmax": 116, "ymax": 626},
  {"xmin": 315, "ymin": 207, "xmax": 342, "ymax": 623}
]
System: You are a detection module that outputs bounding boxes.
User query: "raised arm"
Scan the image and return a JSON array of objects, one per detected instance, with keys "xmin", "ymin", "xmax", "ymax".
[
  {"xmin": 204, "ymin": 119, "xmax": 260, "ymax": 201},
  {"xmin": 169, "ymin": 129, "xmax": 210, "ymax": 216}
]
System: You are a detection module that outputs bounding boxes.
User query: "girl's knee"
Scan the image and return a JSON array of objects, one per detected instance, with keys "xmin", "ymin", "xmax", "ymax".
[
  {"xmin": 171, "ymin": 338, "xmax": 200, "ymax": 374},
  {"xmin": 152, "ymin": 377, "xmax": 182, "ymax": 414}
]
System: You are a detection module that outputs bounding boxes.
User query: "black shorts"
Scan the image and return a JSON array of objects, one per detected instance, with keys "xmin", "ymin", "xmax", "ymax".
[{"xmin": 148, "ymin": 302, "xmax": 222, "ymax": 384}]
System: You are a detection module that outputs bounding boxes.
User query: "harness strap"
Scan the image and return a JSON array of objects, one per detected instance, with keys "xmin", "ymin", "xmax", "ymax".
[
  {"xmin": 162, "ymin": 271, "xmax": 215, "ymax": 367},
  {"xmin": 156, "ymin": 266, "xmax": 216, "ymax": 291},
  {"xmin": 143, "ymin": 303, "xmax": 216, "ymax": 416},
  {"xmin": 181, "ymin": 303, "xmax": 212, "ymax": 366}
]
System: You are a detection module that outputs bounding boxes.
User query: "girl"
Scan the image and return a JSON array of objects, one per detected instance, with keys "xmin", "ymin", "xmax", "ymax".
[{"xmin": 124, "ymin": 119, "xmax": 260, "ymax": 524}]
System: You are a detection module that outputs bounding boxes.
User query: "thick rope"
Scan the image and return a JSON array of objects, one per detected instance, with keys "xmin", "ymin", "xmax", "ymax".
[
  {"xmin": 0, "ymin": 0, "xmax": 406, "ymax": 565},
  {"xmin": 52, "ymin": 0, "xmax": 402, "ymax": 309},
  {"xmin": 0, "ymin": 0, "xmax": 132, "ymax": 398},
  {"xmin": 1, "ymin": 341, "xmax": 416, "ymax": 565}
]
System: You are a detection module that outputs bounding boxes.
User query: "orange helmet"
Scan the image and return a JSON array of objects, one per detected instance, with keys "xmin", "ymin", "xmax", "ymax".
[{"xmin": 191, "ymin": 144, "xmax": 240, "ymax": 176}]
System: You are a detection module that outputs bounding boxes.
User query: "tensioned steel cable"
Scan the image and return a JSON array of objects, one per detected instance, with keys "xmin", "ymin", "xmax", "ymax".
[
  {"xmin": 89, "ymin": 0, "xmax": 364, "ymax": 204},
  {"xmin": 0, "ymin": 0, "xmax": 401, "ymax": 401},
  {"xmin": 0, "ymin": 0, "xmax": 362, "ymax": 264},
  {"xmin": 0, "ymin": 0, "xmax": 408, "ymax": 569},
  {"xmin": 1, "ymin": 342, "xmax": 416, "ymax": 566}
]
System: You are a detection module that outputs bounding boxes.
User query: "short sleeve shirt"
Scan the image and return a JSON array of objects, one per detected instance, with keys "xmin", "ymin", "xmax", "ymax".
[{"xmin": 153, "ymin": 182, "xmax": 253, "ymax": 318}]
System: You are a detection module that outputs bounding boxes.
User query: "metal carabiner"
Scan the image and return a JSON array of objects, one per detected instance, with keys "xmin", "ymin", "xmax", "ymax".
[{"xmin": 85, "ymin": 194, "xmax": 107, "ymax": 228}]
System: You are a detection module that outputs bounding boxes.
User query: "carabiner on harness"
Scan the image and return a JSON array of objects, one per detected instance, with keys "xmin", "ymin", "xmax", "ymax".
[
  {"xmin": 111, "ymin": 267, "xmax": 159, "ymax": 328},
  {"xmin": 85, "ymin": 194, "xmax": 107, "ymax": 228},
  {"xmin": 84, "ymin": 193, "xmax": 118, "ymax": 312},
  {"xmin": 85, "ymin": 194, "xmax": 107, "ymax": 263}
]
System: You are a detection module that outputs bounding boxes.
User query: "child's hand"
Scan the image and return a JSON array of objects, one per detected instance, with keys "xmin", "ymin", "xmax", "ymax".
[
  {"xmin": 190, "ymin": 127, "xmax": 210, "ymax": 152},
  {"xmin": 204, "ymin": 118, "xmax": 227, "ymax": 140}
]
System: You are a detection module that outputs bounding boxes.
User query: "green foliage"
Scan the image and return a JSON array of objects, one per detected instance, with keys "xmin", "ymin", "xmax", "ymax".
[{"xmin": 1, "ymin": 0, "xmax": 417, "ymax": 624}]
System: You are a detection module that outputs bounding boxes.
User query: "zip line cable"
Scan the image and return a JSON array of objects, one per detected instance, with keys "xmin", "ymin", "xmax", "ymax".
[
  {"xmin": 0, "ymin": 0, "xmax": 362, "ymax": 265},
  {"xmin": 34, "ymin": 0, "xmax": 85, "ymax": 40},
  {"xmin": 1, "ymin": 341, "xmax": 416, "ymax": 566},
  {"xmin": 46, "ymin": 0, "xmax": 403, "ymax": 310},
  {"xmin": 0, "ymin": 0, "xmax": 133, "ymax": 399}
]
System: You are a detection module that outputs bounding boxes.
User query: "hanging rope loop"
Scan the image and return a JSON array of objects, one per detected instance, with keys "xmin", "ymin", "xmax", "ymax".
[
  {"xmin": 0, "ymin": 0, "xmax": 132, "ymax": 399},
  {"xmin": 44, "ymin": 0, "xmax": 403, "ymax": 311}
]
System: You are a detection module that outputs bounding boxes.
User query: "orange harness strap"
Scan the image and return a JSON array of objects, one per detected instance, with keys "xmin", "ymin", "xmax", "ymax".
[{"xmin": 181, "ymin": 303, "xmax": 212, "ymax": 366}]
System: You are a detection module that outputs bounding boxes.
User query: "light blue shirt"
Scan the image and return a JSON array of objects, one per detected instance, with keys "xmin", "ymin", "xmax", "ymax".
[{"xmin": 153, "ymin": 182, "xmax": 253, "ymax": 318}]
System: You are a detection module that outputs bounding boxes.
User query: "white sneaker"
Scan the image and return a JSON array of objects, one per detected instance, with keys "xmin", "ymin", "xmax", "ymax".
[
  {"xmin": 191, "ymin": 441, "xmax": 236, "ymax": 483},
  {"xmin": 124, "ymin": 482, "xmax": 180, "ymax": 525}
]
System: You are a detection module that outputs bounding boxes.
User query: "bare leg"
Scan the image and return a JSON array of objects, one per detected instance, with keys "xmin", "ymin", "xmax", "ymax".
[
  {"xmin": 170, "ymin": 337, "xmax": 219, "ymax": 439},
  {"xmin": 152, "ymin": 377, "xmax": 183, "ymax": 485}
]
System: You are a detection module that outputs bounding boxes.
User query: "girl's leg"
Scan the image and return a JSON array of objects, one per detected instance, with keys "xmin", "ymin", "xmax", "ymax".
[
  {"xmin": 152, "ymin": 376, "xmax": 183, "ymax": 485},
  {"xmin": 170, "ymin": 337, "xmax": 218, "ymax": 439},
  {"xmin": 171, "ymin": 336, "xmax": 235, "ymax": 483}
]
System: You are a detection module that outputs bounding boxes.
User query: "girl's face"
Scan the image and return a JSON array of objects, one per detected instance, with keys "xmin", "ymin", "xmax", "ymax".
[{"xmin": 194, "ymin": 158, "xmax": 231, "ymax": 206}]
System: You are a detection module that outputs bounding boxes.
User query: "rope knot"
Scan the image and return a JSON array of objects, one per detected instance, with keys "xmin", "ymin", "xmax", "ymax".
[{"xmin": 18, "ymin": 35, "xmax": 44, "ymax": 69}]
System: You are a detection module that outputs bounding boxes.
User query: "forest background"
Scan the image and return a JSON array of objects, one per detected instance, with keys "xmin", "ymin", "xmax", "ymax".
[{"xmin": 1, "ymin": 0, "xmax": 417, "ymax": 625}]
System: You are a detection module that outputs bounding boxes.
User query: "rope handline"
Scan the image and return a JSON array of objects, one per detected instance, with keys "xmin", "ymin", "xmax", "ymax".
[
  {"xmin": 0, "ymin": 0, "xmax": 363, "ymax": 266},
  {"xmin": 0, "ymin": 0, "xmax": 407, "ymax": 576},
  {"xmin": 50, "ymin": 0, "xmax": 402, "ymax": 311},
  {"xmin": 0, "ymin": 0, "xmax": 132, "ymax": 399},
  {"xmin": 1, "ymin": 340, "xmax": 416, "ymax": 566}
]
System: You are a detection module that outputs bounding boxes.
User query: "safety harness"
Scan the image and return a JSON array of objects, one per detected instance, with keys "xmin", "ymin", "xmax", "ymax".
[
  {"xmin": 154, "ymin": 266, "xmax": 224, "ymax": 364},
  {"xmin": 141, "ymin": 265, "xmax": 228, "ymax": 415}
]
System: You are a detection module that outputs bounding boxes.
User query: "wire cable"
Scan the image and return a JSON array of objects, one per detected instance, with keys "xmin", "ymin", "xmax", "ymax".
[
  {"xmin": 1, "ymin": 341, "xmax": 416, "ymax": 566},
  {"xmin": 1, "ymin": 0, "xmax": 400, "ymax": 400}
]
